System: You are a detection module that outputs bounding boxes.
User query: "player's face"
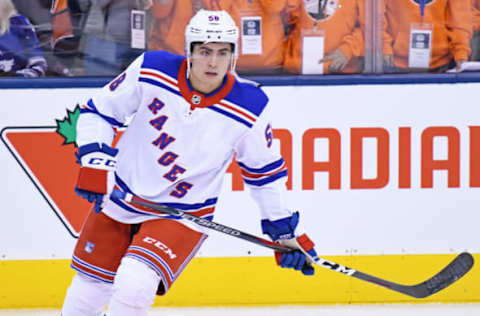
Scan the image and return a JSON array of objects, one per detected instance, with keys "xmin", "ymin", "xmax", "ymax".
[{"xmin": 189, "ymin": 42, "xmax": 233, "ymax": 94}]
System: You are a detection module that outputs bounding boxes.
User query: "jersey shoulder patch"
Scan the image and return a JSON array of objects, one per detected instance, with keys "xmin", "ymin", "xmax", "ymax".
[
  {"xmin": 141, "ymin": 50, "xmax": 184, "ymax": 79},
  {"xmin": 224, "ymin": 79, "xmax": 269, "ymax": 118}
]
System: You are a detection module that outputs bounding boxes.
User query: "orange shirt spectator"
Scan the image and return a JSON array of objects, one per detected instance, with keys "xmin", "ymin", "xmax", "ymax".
[
  {"xmin": 203, "ymin": 0, "xmax": 288, "ymax": 74},
  {"xmin": 283, "ymin": 0, "xmax": 365, "ymax": 75},
  {"xmin": 471, "ymin": 0, "xmax": 480, "ymax": 60},
  {"xmin": 383, "ymin": 0, "xmax": 472, "ymax": 72},
  {"xmin": 474, "ymin": 0, "xmax": 480, "ymax": 30},
  {"xmin": 148, "ymin": 0, "xmax": 202, "ymax": 54}
]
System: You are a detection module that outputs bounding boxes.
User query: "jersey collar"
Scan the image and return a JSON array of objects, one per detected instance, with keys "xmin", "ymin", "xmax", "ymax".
[{"xmin": 178, "ymin": 59, "xmax": 235, "ymax": 109}]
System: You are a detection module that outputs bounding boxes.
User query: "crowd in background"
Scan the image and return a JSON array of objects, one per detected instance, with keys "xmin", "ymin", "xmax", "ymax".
[{"xmin": 0, "ymin": 0, "xmax": 479, "ymax": 78}]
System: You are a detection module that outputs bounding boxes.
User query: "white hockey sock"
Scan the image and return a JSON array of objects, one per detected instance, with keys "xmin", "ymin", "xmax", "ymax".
[
  {"xmin": 107, "ymin": 298, "xmax": 149, "ymax": 316},
  {"xmin": 106, "ymin": 257, "xmax": 161, "ymax": 316},
  {"xmin": 61, "ymin": 273, "xmax": 113, "ymax": 316}
]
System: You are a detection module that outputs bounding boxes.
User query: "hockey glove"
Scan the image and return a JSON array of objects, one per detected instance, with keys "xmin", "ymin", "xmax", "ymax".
[
  {"xmin": 261, "ymin": 212, "xmax": 319, "ymax": 276},
  {"xmin": 75, "ymin": 143, "xmax": 118, "ymax": 213}
]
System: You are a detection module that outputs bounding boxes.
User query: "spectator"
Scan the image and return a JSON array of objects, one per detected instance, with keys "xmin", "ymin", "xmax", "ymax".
[
  {"xmin": 383, "ymin": 0, "xmax": 472, "ymax": 73},
  {"xmin": 49, "ymin": 0, "xmax": 91, "ymax": 76},
  {"xmin": 82, "ymin": 0, "xmax": 152, "ymax": 76},
  {"xmin": 203, "ymin": 0, "xmax": 289, "ymax": 75},
  {"xmin": 0, "ymin": 0, "xmax": 47, "ymax": 77},
  {"xmin": 148, "ymin": 0, "xmax": 202, "ymax": 55},
  {"xmin": 12, "ymin": 0, "xmax": 87, "ymax": 76},
  {"xmin": 471, "ymin": 0, "xmax": 480, "ymax": 60},
  {"xmin": 51, "ymin": 0, "xmax": 90, "ymax": 53},
  {"xmin": 283, "ymin": 0, "xmax": 365, "ymax": 75},
  {"xmin": 12, "ymin": 0, "xmax": 51, "ymax": 36}
]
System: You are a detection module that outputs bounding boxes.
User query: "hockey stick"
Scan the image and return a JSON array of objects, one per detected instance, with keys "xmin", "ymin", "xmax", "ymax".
[{"xmin": 111, "ymin": 190, "xmax": 474, "ymax": 298}]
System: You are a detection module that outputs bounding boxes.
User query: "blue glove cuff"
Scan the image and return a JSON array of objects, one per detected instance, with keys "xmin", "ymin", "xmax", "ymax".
[
  {"xmin": 261, "ymin": 211, "xmax": 299, "ymax": 241},
  {"xmin": 77, "ymin": 143, "xmax": 118, "ymax": 159},
  {"xmin": 75, "ymin": 187, "xmax": 104, "ymax": 213}
]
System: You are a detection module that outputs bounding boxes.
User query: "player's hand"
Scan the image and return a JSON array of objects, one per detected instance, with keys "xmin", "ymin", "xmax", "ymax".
[
  {"xmin": 75, "ymin": 143, "xmax": 118, "ymax": 213},
  {"xmin": 261, "ymin": 212, "xmax": 319, "ymax": 276},
  {"xmin": 320, "ymin": 48, "xmax": 349, "ymax": 73},
  {"xmin": 456, "ymin": 59, "xmax": 466, "ymax": 72},
  {"xmin": 16, "ymin": 68, "xmax": 40, "ymax": 78}
]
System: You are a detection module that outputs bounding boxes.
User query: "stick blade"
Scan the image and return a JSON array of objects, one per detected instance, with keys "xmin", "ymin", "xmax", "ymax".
[{"xmin": 407, "ymin": 252, "xmax": 474, "ymax": 298}]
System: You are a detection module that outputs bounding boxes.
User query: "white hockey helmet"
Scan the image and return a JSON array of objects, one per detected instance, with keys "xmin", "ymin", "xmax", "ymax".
[{"xmin": 185, "ymin": 9, "xmax": 239, "ymax": 73}]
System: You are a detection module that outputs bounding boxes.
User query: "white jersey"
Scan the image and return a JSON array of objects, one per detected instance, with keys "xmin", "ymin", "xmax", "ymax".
[{"xmin": 76, "ymin": 50, "xmax": 291, "ymax": 231}]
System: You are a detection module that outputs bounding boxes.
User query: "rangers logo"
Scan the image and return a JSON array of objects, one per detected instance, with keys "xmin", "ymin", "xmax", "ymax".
[
  {"xmin": 85, "ymin": 241, "xmax": 96, "ymax": 253},
  {"xmin": 191, "ymin": 94, "xmax": 202, "ymax": 105}
]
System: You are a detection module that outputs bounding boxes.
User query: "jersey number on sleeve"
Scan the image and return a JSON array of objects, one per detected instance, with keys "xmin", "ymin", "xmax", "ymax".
[
  {"xmin": 265, "ymin": 123, "xmax": 273, "ymax": 148},
  {"xmin": 109, "ymin": 73, "xmax": 126, "ymax": 91}
]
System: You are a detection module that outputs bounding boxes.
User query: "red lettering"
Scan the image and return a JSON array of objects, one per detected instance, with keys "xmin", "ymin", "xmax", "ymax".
[
  {"xmin": 470, "ymin": 126, "xmax": 480, "ymax": 187},
  {"xmin": 224, "ymin": 125, "xmax": 477, "ymax": 191},
  {"xmin": 421, "ymin": 127, "xmax": 460, "ymax": 188},
  {"xmin": 274, "ymin": 129, "xmax": 293, "ymax": 190},
  {"xmin": 302, "ymin": 128, "xmax": 341, "ymax": 190},
  {"xmin": 398, "ymin": 127, "xmax": 411, "ymax": 188},
  {"xmin": 351, "ymin": 128, "xmax": 389, "ymax": 189},
  {"xmin": 226, "ymin": 157, "xmax": 244, "ymax": 191}
]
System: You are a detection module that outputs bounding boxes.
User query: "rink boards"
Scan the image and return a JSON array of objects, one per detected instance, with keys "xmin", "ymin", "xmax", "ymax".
[{"xmin": 0, "ymin": 82, "xmax": 479, "ymax": 308}]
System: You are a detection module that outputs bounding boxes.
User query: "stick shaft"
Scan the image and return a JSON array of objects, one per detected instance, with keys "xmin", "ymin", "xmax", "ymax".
[{"xmin": 112, "ymin": 190, "xmax": 474, "ymax": 298}]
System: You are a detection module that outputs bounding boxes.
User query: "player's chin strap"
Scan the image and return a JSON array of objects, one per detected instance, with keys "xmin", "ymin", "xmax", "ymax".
[{"xmin": 110, "ymin": 189, "xmax": 474, "ymax": 299}]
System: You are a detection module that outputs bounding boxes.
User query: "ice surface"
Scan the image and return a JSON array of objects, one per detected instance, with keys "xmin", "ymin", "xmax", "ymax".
[{"xmin": 2, "ymin": 304, "xmax": 480, "ymax": 316}]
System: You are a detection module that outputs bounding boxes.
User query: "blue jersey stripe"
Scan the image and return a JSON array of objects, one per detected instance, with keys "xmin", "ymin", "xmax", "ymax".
[
  {"xmin": 207, "ymin": 105, "xmax": 253, "ymax": 128},
  {"xmin": 128, "ymin": 246, "xmax": 174, "ymax": 279},
  {"xmin": 162, "ymin": 198, "xmax": 217, "ymax": 210},
  {"xmin": 72, "ymin": 255, "xmax": 116, "ymax": 276},
  {"xmin": 70, "ymin": 264, "xmax": 114, "ymax": 284},
  {"xmin": 139, "ymin": 77, "xmax": 181, "ymax": 97},
  {"xmin": 115, "ymin": 173, "xmax": 134, "ymax": 194},
  {"xmin": 237, "ymin": 158, "xmax": 285, "ymax": 174},
  {"xmin": 243, "ymin": 169, "xmax": 288, "ymax": 186},
  {"xmin": 114, "ymin": 174, "xmax": 218, "ymax": 211},
  {"xmin": 81, "ymin": 99, "xmax": 124, "ymax": 127}
]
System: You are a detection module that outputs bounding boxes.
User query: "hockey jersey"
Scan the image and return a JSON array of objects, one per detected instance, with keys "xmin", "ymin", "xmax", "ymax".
[
  {"xmin": 77, "ymin": 50, "xmax": 290, "ymax": 232},
  {"xmin": 0, "ymin": 14, "xmax": 46, "ymax": 77}
]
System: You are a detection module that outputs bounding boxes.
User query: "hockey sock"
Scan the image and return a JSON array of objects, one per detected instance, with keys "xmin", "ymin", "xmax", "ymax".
[
  {"xmin": 105, "ymin": 257, "xmax": 161, "ymax": 316},
  {"xmin": 61, "ymin": 273, "xmax": 113, "ymax": 316}
]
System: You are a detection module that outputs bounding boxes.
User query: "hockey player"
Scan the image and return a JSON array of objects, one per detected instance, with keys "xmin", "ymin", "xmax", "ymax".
[{"xmin": 61, "ymin": 9, "xmax": 319, "ymax": 316}]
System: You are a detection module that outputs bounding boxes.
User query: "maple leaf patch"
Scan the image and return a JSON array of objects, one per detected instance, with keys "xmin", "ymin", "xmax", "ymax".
[{"xmin": 56, "ymin": 105, "xmax": 80, "ymax": 146}]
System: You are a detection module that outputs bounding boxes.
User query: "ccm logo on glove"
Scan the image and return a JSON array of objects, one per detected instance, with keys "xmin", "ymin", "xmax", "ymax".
[{"xmin": 87, "ymin": 157, "xmax": 117, "ymax": 168}]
